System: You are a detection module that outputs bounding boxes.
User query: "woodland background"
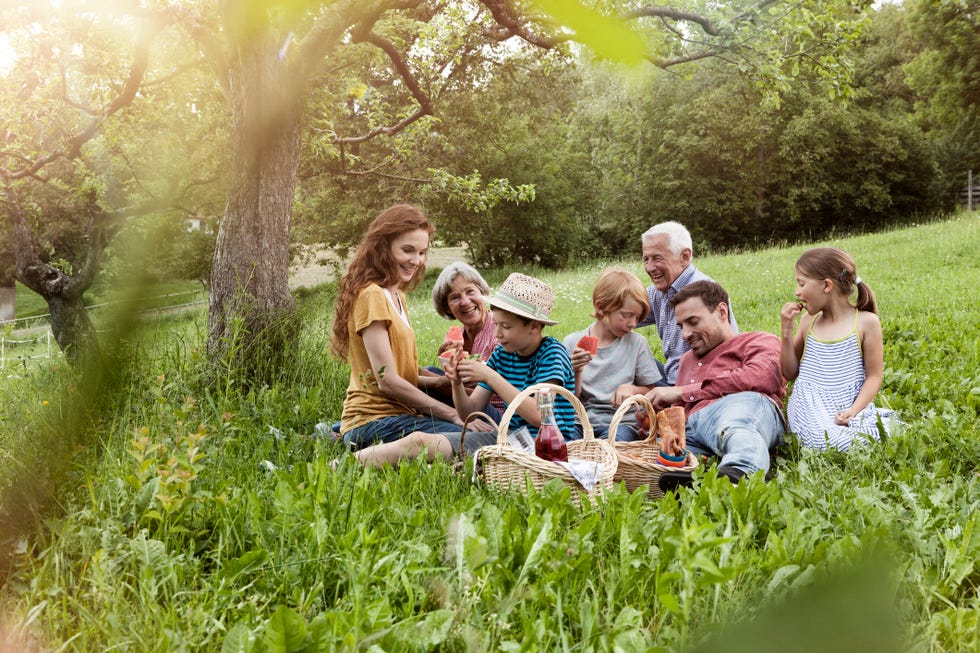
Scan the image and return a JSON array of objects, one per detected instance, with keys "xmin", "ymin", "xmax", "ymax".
[{"xmin": 1, "ymin": 0, "xmax": 977, "ymax": 370}]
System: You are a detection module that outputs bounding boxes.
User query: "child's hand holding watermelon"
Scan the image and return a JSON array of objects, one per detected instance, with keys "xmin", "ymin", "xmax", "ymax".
[
  {"xmin": 441, "ymin": 347, "xmax": 466, "ymax": 379},
  {"xmin": 576, "ymin": 335, "xmax": 598, "ymax": 356},
  {"xmin": 570, "ymin": 334, "xmax": 598, "ymax": 373},
  {"xmin": 437, "ymin": 325, "xmax": 465, "ymax": 357}
]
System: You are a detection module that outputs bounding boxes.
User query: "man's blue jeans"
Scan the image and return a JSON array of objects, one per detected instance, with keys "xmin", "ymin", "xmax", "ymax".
[{"xmin": 685, "ymin": 392, "xmax": 784, "ymax": 477}]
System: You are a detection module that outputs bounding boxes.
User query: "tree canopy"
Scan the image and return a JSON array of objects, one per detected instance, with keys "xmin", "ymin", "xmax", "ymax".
[{"xmin": 5, "ymin": 0, "xmax": 972, "ymax": 373}]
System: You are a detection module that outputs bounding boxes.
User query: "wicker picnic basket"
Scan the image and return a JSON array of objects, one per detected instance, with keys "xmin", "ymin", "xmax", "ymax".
[
  {"xmin": 453, "ymin": 411, "xmax": 500, "ymax": 474},
  {"xmin": 608, "ymin": 396, "xmax": 699, "ymax": 499},
  {"xmin": 472, "ymin": 383, "xmax": 617, "ymax": 504}
]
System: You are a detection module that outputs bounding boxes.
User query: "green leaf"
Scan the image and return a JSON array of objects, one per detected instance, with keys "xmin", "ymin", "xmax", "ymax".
[
  {"xmin": 943, "ymin": 516, "xmax": 978, "ymax": 589},
  {"xmin": 223, "ymin": 623, "xmax": 254, "ymax": 653},
  {"xmin": 767, "ymin": 564, "xmax": 801, "ymax": 593},
  {"xmin": 130, "ymin": 534, "xmax": 167, "ymax": 568},
  {"xmin": 220, "ymin": 549, "xmax": 269, "ymax": 580},
  {"xmin": 305, "ymin": 616, "xmax": 331, "ymax": 653},
  {"xmin": 516, "ymin": 512, "xmax": 552, "ymax": 586},
  {"xmin": 263, "ymin": 606, "xmax": 307, "ymax": 653},
  {"xmin": 390, "ymin": 610, "xmax": 454, "ymax": 647},
  {"xmin": 658, "ymin": 592, "xmax": 682, "ymax": 615}
]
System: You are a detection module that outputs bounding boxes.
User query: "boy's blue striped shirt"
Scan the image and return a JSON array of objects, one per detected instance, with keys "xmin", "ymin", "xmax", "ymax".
[{"xmin": 481, "ymin": 336, "xmax": 577, "ymax": 440}]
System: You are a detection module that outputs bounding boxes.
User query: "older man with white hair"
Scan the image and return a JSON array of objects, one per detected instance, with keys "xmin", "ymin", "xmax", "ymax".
[{"xmin": 638, "ymin": 221, "xmax": 737, "ymax": 384}]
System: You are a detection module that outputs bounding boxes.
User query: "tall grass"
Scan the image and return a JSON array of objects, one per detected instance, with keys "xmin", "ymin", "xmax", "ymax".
[{"xmin": 0, "ymin": 215, "xmax": 978, "ymax": 652}]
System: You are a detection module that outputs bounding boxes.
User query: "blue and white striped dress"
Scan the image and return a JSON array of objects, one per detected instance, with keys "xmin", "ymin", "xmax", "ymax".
[{"xmin": 788, "ymin": 313, "xmax": 893, "ymax": 451}]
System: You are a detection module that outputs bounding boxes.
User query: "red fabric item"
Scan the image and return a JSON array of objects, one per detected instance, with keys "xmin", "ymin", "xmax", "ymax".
[{"xmin": 673, "ymin": 332, "xmax": 786, "ymax": 417}]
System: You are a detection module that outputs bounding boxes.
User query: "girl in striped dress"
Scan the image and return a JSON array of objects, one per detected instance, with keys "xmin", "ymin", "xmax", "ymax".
[{"xmin": 780, "ymin": 247, "xmax": 894, "ymax": 451}]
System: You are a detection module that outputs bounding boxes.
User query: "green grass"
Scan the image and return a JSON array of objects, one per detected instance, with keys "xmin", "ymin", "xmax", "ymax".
[
  {"xmin": 12, "ymin": 282, "xmax": 49, "ymax": 320},
  {"xmin": 1, "ymin": 215, "xmax": 978, "ymax": 652},
  {"xmin": 5, "ymin": 279, "xmax": 206, "ymax": 368},
  {"xmin": 12, "ymin": 279, "xmax": 204, "ymax": 321}
]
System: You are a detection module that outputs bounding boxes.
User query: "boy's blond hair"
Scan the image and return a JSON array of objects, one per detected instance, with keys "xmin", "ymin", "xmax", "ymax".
[{"xmin": 592, "ymin": 267, "xmax": 650, "ymax": 319}]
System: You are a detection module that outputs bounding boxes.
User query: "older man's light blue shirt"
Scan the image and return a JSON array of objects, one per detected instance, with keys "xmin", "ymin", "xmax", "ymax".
[{"xmin": 638, "ymin": 264, "xmax": 738, "ymax": 384}]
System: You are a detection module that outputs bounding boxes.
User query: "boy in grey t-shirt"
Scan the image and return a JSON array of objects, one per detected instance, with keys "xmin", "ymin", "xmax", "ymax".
[{"xmin": 563, "ymin": 268, "xmax": 662, "ymax": 441}]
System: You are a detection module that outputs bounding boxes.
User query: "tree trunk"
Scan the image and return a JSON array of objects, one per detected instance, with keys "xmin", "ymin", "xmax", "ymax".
[
  {"xmin": 4, "ymin": 184, "xmax": 101, "ymax": 364},
  {"xmin": 14, "ymin": 262, "xmax": 99, "ymax": 365},
  {"xmin": 207, "ymin": 28, "xmax": 302, "ymax": 376},
  {"xmin": 43, "ymin": 292, "xmax": 98, "ymax": 362},
  {"xmin": 0, "ymin": 276, "xmax": 13, "ymax": 324}
]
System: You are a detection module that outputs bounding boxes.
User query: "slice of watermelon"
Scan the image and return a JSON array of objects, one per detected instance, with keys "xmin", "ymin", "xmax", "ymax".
[
  {"xmin": 576, "ymin": 335, "xmax": 598, "ymax": 356},
  {"xmin": 446, "ymin": 325, "xmax": 464, "ymax": 342}
]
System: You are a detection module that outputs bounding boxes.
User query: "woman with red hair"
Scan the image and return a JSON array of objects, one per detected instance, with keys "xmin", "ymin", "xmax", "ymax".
[{"xmin": 330, "ymin": 204, "xmax": 471, "ymax": 448}]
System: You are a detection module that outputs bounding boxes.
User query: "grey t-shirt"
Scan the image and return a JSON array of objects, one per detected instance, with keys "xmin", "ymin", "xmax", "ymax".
[{"xmin": 562, "ymin": 327, "xmax": 662, "ymax": 432}]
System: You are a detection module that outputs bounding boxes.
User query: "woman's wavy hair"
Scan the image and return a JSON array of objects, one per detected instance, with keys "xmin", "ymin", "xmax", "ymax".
[
  {"xmin": 796, "ymin": 247, "xmax": 877, "ymax": 314},
  {"xmin": 330, "ymin": 204, "xmax": 435, "ymax": 358}
]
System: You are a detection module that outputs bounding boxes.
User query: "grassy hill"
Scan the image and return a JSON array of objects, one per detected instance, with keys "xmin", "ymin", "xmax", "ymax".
[
  {"xmin": 0, "ymin": 215, "xmax": 977, "ymax": 651},
  {"xmin": 12, "ymin": 280, "xmax": 206, "ymax": 320}
]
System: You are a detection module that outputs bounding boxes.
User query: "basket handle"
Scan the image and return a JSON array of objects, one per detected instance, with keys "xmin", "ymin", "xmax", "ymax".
[
  {"xmin": 457, "ymin": 411, "xmax": 498, "ymax": 463},
  {"xmin": 606, "ymin": 394, "xmax": 659, "ymax": 444},
  {"xmin": 495, "ymin": 382, "xmax": 593, "ymax": 446}
]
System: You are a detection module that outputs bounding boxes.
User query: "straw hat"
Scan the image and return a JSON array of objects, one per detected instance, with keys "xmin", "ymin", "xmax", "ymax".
[{"xmin": 485, "ymin": 273, "xmax": 557, "ymax": 326}]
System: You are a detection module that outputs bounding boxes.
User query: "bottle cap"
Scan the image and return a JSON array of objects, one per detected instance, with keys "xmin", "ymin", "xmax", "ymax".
[{"xmin": 537, "ymin": 387, "xmax": 553, "ymax": 406}]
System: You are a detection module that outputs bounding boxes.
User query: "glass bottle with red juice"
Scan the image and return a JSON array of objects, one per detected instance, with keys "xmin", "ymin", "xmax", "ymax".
[{"xmin": 534, "ymin": 387, "xmax": 568, "ymax": 462}]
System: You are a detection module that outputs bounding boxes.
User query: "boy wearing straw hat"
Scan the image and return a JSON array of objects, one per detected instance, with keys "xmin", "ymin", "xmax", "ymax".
[{"xmin": 351, "ymin": 273, "xmax": 576, "ymax": 468}]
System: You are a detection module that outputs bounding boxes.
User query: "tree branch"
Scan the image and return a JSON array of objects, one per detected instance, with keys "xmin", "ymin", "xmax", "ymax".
[
  {"xmin": 291, "ymin": 0, "xmax": 408, "ymax": 88},
  {"xmin": 2, "ymin": 18, "xmax": 163, "ymax": 182},
  {"xmin": 66, "ymin": 218, "xmax": 108, "ymax": 297},
  {"xmin": 477, "ymin": 0, "xmax": 558, "ymax": 48},
  {"xmin": 624, "ymin": 6, "xmax": 720, "ymax": 36},
  {"xmin": 141, "ymin": 57, "xmax": 208, "ymax": 88},
  {"xmin": 59, "ymin": 62, "xmax": 101, "ymax": 117},
  {"xmin": 351, "ymin": 22, "xmax": 434, "ymax": 115},
  {"xmin": 334, "ymin": 109, "xmax": 431, "ymax": 147},
  {"xmin": 648, "ymin": 49, "xmax": 719, "ymax": 69},
  {"xmin": 334, "ymin": 17, "xmax": 435, "ymax": 146},
  {"xmin": 0, "ymin": 151, "xmax": 50, "ymax": 181},
  {"xmin": 338, "ymin": 153, "xmax": 440, "ymax": 185},
  {"xmin": 343, "ymin": 155, "xmax": 435, "ymax": 182},
  {"xmin": 103, "ymin": 194, "xmax": 180, "ymax": 224},
  {"xmin": 2, "ymin": 181, "xmax": 50, "ymax": 295},
  {"xmin": 101, "ymin": 172, "xmax": 219, "ymax": 229},
  {"xmin": 169, "ymin": 5, "xmax": 230, "ymax": 97},
  {"xmin": 348, "ymin": 168, "xmax": 433, "ymax": 183}
]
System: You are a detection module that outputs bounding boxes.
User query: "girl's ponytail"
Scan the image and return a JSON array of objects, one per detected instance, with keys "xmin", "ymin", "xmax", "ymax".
[
  {"xmin": 854, "ymin": 279, "xmax": 877, "ymax": 315},
  {"xmin": 796, "ymin": 247, "xmax": 877, "ymax": 314}
]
